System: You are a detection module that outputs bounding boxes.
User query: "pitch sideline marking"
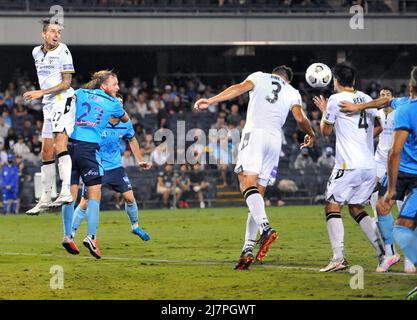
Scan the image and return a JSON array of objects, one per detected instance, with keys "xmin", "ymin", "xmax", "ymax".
[{"xmin": 0, "ymin": 251, "xmax": 416, "ymax": 277}]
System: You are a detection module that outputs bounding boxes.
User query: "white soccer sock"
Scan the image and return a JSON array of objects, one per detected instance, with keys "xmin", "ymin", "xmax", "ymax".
[
  {"xmin": 385, "ymin": 243, "xmax": 396, "ymax": 256},
  {"xmin": 370, "ymin": 191, "xmax": 378, "ymax": 217},
  {"xmin": 242, "ymin": 211, "xmax": 258, "ymax": 252},
  {"xmin": 244, "ymin": 187, "xmax": 270, "ymax": 232},
  {"xmin": 41, "ymin": 161, "xmax": 56, "ymax": 202},
  {"xmin": 356, "ymin": 212, "xmax": 385, "ymax": 258},
  {"xmin": 57, "ymin": 152, "xmax": 72, "ymax": 194},
  {"xmin": 326, "ymin": 212, "xmax": 345, "ymax": 260}
]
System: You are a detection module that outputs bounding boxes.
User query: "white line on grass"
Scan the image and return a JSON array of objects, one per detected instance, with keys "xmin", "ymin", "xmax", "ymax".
[{"xmin": 0, "ymin": 251, "xmax": 416, "ymax": 277}]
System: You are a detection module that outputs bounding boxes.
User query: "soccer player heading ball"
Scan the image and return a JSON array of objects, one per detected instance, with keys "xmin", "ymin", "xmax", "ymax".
[{"xmin": 195, "ymin": 65, "xmax": 315, "ymax": 270}]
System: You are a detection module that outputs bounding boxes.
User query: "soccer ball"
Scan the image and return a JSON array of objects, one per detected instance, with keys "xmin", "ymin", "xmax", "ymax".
[{"xmin": 305, "ymin": 63, "xmax": 332, "ymax": 88}]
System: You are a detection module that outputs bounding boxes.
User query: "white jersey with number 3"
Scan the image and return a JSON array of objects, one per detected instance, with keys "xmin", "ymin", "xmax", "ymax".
[
  {"xmin": 243, "ymin": 71, "xmax": 302, "ymax": 134},
  {"xmin": 324, "ymin": 90, "xmax": 377, "ymax": 170}
]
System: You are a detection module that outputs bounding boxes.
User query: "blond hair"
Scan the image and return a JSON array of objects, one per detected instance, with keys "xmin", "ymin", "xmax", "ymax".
[{"xmin": 84, "ymin": 70, "xmax": 117, "ymax": 89}]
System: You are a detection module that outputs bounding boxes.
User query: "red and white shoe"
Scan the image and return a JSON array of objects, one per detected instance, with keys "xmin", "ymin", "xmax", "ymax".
[
  {"xmin": 376, "ymin": 254, "xmax": 401, "ymax": 272},
  {"xmin": 83, "ymin": 236, "xmax": 101, "ymax": 259},
  {"xmin": 62, "ymin": 236, "xmax": 80, "ymax": 255}
]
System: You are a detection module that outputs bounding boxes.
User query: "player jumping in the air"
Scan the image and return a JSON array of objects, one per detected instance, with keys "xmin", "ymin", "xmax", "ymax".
[
  {"xmin": 61, "ymin": 70, "xmax": 129, "ymax": 259},
  {"xmin": 339, "ymin": 67, "xmax": 417, "ymax": 280},
  {"xmin": 194, "ymin": 66, "xmax": 315, "ymax": 270},
  {"xmin": 25, "ymin": 19, "xmax": 76, "ymax": 215},
  {"xmin": 71, "ymin": 94, "xmax": 151, "ymax": 242},
  {"xmin": 313, "ymin": 62, "xmax": 385, "ymax": 272}
]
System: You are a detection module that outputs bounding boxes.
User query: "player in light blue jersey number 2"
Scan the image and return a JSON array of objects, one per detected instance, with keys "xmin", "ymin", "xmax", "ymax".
[
  {"xmin": 61, "ymin": 70, "xmax": 129, "ymax": 259},
  {"xmin": 71, "ymin": 93, "xmax": 152, "ymax": 242}
]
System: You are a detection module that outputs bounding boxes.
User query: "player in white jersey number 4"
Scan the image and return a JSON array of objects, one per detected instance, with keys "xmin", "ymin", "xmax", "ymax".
[
  {"xmin": 195, "ymin": 66, "xmax": 315, "ymax": 270},
  {"xmin": 313, "ymin": 62, "xmax": 385, "ymax": 272},
  {"xmin": 25, "ymin": 19, "xmax": 76, "ymax": 215}
]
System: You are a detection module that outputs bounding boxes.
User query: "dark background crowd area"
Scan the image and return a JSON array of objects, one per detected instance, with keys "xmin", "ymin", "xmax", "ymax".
[{"xmin": 1, "ymin": 0, "xmax": 416, "ymax": 14}]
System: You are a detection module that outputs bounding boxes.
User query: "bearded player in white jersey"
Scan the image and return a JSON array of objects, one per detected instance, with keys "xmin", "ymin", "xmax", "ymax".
[
  {"xmin": 365, "ymin": 88, "xmax": 416, "ymax": 273},
  {"xmin": 195, "ymin": 66, "xmax": 315, "ymax": 270},
  {"xmin": 313, "ymin": 62, "xmax": 385, "ymax": 272},
  {"xmin": 25, "ymin": 19, "xmax": 75, "ymax": 215}
]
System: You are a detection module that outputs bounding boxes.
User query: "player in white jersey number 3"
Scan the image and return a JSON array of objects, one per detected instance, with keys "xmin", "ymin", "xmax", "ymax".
[
  {"xmin": 195, "ymin": 66, "xmax": 315, "ymax": 270},
  {"xmin": 313, "ymin": 62, "xmax": 385, "ymax": 272},
  {"xmin": 25, "ymin": 19, "xmax": 75, "ymax": 215}
]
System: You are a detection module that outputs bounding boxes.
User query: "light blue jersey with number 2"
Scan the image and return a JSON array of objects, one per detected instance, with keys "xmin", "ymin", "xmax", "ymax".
[{"xmin": 71, "ymin": 89, "xmax": 126, "ymax": 144}]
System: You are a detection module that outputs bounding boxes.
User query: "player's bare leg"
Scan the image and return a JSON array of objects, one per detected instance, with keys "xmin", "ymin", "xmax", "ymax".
[
  {"xmin": 26, "ymin": 137, "xmax": 55, "ymax": 215},
  {"xmin": 123, "ymin": 191, "xmax": 150, "ymax": 241},
  {"xmin": 50, "ymin": 132, "xmax": 73, "ymax": 207},
  {"xmin": 320, "ymin": 202, "xmax": 349, "ymax": 272},
  {"xmin": 235, "ymin": 172, "xmax": 277, "ymax": 270}
]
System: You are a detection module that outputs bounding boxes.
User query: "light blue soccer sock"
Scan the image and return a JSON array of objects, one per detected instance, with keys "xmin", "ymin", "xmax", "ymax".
[
  {"xmin": 377, "ymin": 213, "xmax": 395, "ymax": 255},
  {"xmin": 125, "ymin": 202, "xmax": 139, "ymax": 229},
  {"xmin": 72, "ymin": 205, "xmax": 87, "ymax": 238},
  {"xmin": 62, "ymin": 202, "xmax": 75, "ymax": 237},
  {"xmin": 393, "ymin": 225, "xmax": 417, "ymax": 266},
  {"xmin": 86, "ymin": 199, "xmax": 100, "ymax": 239}
]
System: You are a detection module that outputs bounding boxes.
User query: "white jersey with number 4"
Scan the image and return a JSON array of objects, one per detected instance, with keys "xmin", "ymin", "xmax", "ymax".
[
  {"xmin": 324, "ymin": 90, "xmax": 377, "ymax": 170},
  {"xmin": 32, "ymin": 42, "xmax": 75, "ymax": 104},
  {"xmin": 243, "ymin": 71, "xmax": 302, "ymax": 134}
]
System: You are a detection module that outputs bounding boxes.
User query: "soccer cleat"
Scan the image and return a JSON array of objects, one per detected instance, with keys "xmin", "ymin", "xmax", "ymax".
[
  {"xmin": 320, "ymin": 258, "xmax": 349, "ymax": 272},
  {"xmin": 405, "ymin": 286, "xmax": 417, "ymax": 300},
  {"xmin": 255, "ymin": 228, "xmax": 278, "ymax": 261},
  {"xmin": 132, "ymin": 226, "xmax": 151, "ymax": 241},
  {"xmin": 83, "ymin": 236, "xmax": 101, "ymax": 259},
  {"xmin": 26, "ymin": 200, "xmax": 52, "ymax": 215},
  {"xmin": 376, "ymin": 254, "xmax": 401, "ymax": 273},
  {"xmin": 62, "ymin": 236, "xmax": 80, "ymax": 255},
  {"xmin": 404, "ymin": 257, "xmax": 417, "ymax": 273},
  {"xmin": 234, "ymin": 249, "xmax": 255, "ymax": 270},
  {"xmin": 49, "ymin": 191, "xmax": 73, "ymax": 208}
]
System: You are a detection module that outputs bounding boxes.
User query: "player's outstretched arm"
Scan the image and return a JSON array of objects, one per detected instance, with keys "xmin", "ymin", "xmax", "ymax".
[
  {"xmin": 194, "ymin": 80, "xmax": 253, "ymax": 110},
  {"xmin": 339, "ymin": 97, "xmax": 391, "ymax": 115},
  {"xmin": 385, "ymin": 129, "xmax": 408, "ymax": 204},
  {"xmin": 291, "ymin": 104, "xmax": 315, "ymax": 149},
  {"xmin": 23, "ymin": 73, "xmax": 72, "ymax": 101},
  {"xmin": 128, "ymin": 136, "xmax": 152, "ymax": 170}
]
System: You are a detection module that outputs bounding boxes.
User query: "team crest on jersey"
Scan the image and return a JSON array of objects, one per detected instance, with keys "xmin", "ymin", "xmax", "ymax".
[{"xmin": 48, "ymin": 57, "xmax": 59, "ymax": 65}]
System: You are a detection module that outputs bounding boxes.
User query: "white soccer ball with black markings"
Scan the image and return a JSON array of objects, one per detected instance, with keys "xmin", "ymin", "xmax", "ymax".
[{"xmin": 305, "ymin": 63, "xmax": 332, "ymax": 88}]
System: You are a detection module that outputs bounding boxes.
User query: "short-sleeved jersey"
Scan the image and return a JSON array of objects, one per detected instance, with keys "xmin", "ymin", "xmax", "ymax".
[
  {"xmin": 393, "ymin": 98, "xmax": 417, "ymax": 175},
  {"xmin": 32, "ymin": 43, "xmax": 75, "ymax": 104},
  {"xmin": 243, "ymin": 72, "xmax": 302, "ymax": 134},
  {"xmin": 391, "ymin": 96, "xmax": 409, "ymax": 110},
  {"xmin": 375, "ymin": 108, "xmax": 395, "ymax": 163},
  {"xmin": 100, "ymin": 119, "xmax": 135, "ymax": 171},
  {"xmin": 71, "ymin": 89, "xmax": 126, "ymax": 144},
  {"xmin": 324, "ymin": 90, "xmax": 377, "ymax": 170}
]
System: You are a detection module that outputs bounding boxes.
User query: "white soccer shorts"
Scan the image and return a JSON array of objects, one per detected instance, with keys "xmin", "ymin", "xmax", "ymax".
[
  {"xmin": 234, "ymin": 128, "xmax": 281, "ymax": 187},
  {"xmin": 42, "ymin": 96, "xmax": 75, "ymax": 139},
  {"xmin": 325, "ymin": 168, "xmax": 377, "ymax": 205}
]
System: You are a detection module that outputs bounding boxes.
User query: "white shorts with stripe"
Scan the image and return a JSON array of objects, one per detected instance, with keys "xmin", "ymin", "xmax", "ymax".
[
  {"xmin": 234, "ymin": 128, "xmax": 281, "ymax": 187},
  {"xmin": 325, "ymin": 168, "xmax": 377, "ymax": 205},
  {"xmin": 42, "ymin": 96, "xmax": 75, "ymax": 139}
]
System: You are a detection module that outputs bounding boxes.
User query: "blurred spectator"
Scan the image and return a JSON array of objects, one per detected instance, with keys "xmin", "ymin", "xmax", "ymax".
[
  {"xmin": 2, "ymin": 153, "xmax": 19, "ymax": 214},
  {"xmin": 227, "ymin": 104, "xmax": 242, "ymax": 127},
  {"xmin": 294, "ymin": 148, "xmax": 315, "ymax": 170},
  {"xmin": 151, "ymin": 142, "xmax": 172, "ymax": 168},
  {"xmin": 22, "ymin": 119, "xmax": 35, "ymax": 143},
  {"xmin": 30, "ymin": 134, "xmax": 42, "ymax": 158},
  {"xmin": 189, "ymin": 163, "xmax": 209, "ymax": 208},
  {"xmin": 140, "ymin": 133, "xmax": 155, "ymax": 162},
  {"xmin": 317, "ymin": 146, "xmax": 335, "ymax": 170},
  {"xmin": 13, "ymin": 135, "xmax": 32, "ymax": 161},
  {"xmin": 135, "ymin": 93, "xmax": 150, "ymax": 117},
  {"xmin": 0, "ymin": 141, "xmax": 8, "ymax": 165},
  {"xmin": 4, "ymin": 128, "xmax": 17, "ymax": 150},
  {"xmin": 0, "ymin": 113, "xmax": 10, "ymax": 138},
  {"xmin": 156, "ymin": 164, "xmax": 181, "ymax": 209},
  {"xmin": 177, "ymin": 164, "xmax": 191, "ymax": 208}
]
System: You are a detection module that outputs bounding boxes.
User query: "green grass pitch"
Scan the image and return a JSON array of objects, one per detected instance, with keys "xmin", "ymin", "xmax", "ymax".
[{"xmin": 0, "ymin": 205, "xmax": 415, "ymax": 300}]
